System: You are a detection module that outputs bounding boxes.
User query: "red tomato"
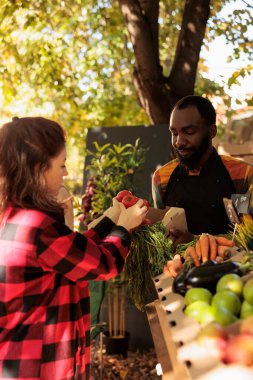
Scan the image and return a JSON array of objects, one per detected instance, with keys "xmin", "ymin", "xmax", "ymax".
[
  {"xmin": 142, "ymin": 218, "xmax": 152, "ymax": 225},
  {"xmin": 121, "ymin": 195, "xmax": 139, "ymax": 208},
  {"xmin": 143, "ymin": 199, "xmax": 150, "ymax": 209},
  {"xmin": 116, "ymin": 190, "xmax": 132, "ymax": 202}
]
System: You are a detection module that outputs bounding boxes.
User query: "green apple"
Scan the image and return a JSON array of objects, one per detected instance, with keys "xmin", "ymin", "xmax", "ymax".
[
  {"xmin": 243, "ymin": 278, "xmax": 253, "ymax": 306},
  {"xmin": 240, "ymin": 300, "xmax": 253, "ymax": 319},
  {"xmin": 216, "ymin": 273, "xmax": 243, "ymax": 297},
  {"xmin": 212, "ymin": 304, "xmax": 238, "ymax": 326},
  {"xmin": 198, "ymin": 305, "xmax": 215, "ymax": 325},
  {"xmin": 185, "ymin": 287, "xmax": 212, "ymax": 306},
  {"xmin": 212, "ymin": 290, "xmax": 241, "ymax": 316},
  {"xmin": 184, "ymin": 301, "xmax": 210, "ymax": 323}
]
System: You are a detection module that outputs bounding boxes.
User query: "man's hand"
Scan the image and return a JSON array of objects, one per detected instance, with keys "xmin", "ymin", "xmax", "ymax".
[
  {"xmin": 163, "ymin": 254, "xmax": 183, "ymax": 277},
  {"xmin": 168, "ymin": 228, "xmax": 194, "ymax": 250}
]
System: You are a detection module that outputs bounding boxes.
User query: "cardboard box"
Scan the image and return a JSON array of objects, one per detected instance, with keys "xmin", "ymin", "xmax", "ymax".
[
  {"xmin": 146, "ymin": 206, "xmax": 170, "ymax": 223},
  {"xmin": 146, "ymin": 207, "xmax": 188, "ymax": 233}
]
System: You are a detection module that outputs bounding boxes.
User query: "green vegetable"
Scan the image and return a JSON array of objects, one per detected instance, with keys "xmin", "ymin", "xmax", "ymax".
[
  {"xmin": 232, "ymin": 215, "xmax": 253, "ymax": 253},
  {"xmin": 175, "ymin": 238, "xmax": 198, "ymax": 256},
  {"xmin": 185, "ymin": 261, "xmax": 250, "ymax": 293},
  {"xmin": 124, "ymin": 222, "xmax": 173, "ymax": 310}
]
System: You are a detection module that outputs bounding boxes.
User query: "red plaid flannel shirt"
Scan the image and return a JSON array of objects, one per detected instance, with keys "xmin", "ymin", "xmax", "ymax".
[{"xmin": 0, "ymin": 205, "xmax": 131, "ymax": 380}]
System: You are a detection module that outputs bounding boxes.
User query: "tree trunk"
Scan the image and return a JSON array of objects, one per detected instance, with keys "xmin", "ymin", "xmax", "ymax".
[{"xmin": 118, "ymin": 0, "xmax": 211, "ymax": 124}]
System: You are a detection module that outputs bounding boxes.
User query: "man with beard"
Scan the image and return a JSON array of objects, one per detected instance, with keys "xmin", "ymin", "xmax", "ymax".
[{"xmin": 152, "ymin": 95, "xmax": 253, "ymax": 244}]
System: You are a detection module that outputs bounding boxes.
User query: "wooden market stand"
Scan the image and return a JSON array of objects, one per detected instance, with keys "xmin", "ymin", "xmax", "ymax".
[{"xmin": 146, "ymin": 249, "xmax": 253, "ymax": 380}]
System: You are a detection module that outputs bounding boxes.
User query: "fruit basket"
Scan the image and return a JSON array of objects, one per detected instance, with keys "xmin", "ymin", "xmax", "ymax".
[{"xmin": 146, "ymin": 248, "xmax": 253, "ymax": 380}]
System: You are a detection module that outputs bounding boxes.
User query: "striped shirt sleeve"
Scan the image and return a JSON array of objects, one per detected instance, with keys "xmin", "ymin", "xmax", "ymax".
[{"xmin": 152, "ymin": 159, "xmax": 179, "ymax": 208}]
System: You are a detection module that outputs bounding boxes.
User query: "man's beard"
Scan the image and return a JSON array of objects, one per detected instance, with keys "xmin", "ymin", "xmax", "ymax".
[{"xmin": 174, "ymin": 134, "xmax": 210, "ymax": 169}]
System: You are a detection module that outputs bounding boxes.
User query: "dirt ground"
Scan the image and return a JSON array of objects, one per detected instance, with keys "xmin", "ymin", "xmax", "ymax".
[{"xmin": 91, "ymin": 347, "xmax": 162, "ymax": 380}]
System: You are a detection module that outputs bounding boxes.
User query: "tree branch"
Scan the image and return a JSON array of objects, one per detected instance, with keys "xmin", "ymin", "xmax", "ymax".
[
  {"xmin": 118, "ymin": 0, "xmax": 160, "ymax": 81},
  {"xmin": 117, "ymin": 0, "xmax": 173, "ymax": 123},
  {"xmin": 168, "ymin": 0, "xmax": 211, "ymax": 97},
  {"xmin": 139, "ymin": 0, "xmax": 160, "ymax": 62},
  {"xmin": 241, "ymin": 0, "xmax": 253, "ymax": 9}
]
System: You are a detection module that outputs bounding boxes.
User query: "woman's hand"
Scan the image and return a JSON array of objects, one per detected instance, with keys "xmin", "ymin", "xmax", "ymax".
[
  {"xmin": 117, "ymin": 199, "xmax": 148, "ymax": 231},
  {"xmin": 87, "ymin": 197, "xmax": 121, "ymax": 229},
  {"xmin": 103, "ymin": 197, "xmax": 121, "ymax": 224}
]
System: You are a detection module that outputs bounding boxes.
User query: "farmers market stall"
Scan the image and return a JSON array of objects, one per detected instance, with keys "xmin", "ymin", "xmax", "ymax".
[
  {"xmin": 106, "ymin": 196, "xmax": 253, "ymax": 379},
  {"xmin": 146, "ymin": 247, "xmax": 253, "ymax": 380}
]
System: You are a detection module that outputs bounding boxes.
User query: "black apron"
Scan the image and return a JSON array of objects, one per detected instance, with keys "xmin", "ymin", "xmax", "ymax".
[{"xmin": 164, "ymin": 150, "xmax": 236, "ymax": 235}]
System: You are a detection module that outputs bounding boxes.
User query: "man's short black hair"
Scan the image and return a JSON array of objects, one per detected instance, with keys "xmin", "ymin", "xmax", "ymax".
[{"xmin": 173, "ymin": 95, "xmax": 216, "ymax": 125}]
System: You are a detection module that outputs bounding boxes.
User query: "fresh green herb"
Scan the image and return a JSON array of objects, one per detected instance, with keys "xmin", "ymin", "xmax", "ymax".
[
  {"xmin": 175, "ymin": 238, "xmax": 198, "ymax": 256},
  {"xmin": 124, "ymin": 222, "xmax": 173, "ymax": 311}
]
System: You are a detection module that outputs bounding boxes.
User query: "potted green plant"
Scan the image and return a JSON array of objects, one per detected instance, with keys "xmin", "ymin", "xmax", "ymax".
[
  {"xmin": 80, "ymin": 138, "xmax": 148, "ymax": 224},
  {"xmin": 77, "ymin": 139, "xmax": 149, "ymax": 355}
]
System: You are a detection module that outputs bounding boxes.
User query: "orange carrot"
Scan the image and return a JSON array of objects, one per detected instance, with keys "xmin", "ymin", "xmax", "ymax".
[
  {"xmin": 199, "ymin": 233, "xmax": 209, "ymax": 262},
  {"xmin": 195, "ymin": 240, "xmax": 202, "ymax": 260},
  {"xmin": 215, "ymin": 236, "xmax": 235, "ymax": 247},
  {"xmin": 217, "ymin": 245, "xmax": 232, "ymax": 258},
  {"xmin": 184, "ymin": 246, "xmax": 200, "ymax": 267},
  {"xmin": 208, "ymin": 234, "xmax": 217, "ymax": 260}
]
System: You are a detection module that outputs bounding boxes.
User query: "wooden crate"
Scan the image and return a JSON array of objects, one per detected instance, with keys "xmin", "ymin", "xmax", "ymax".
[{"xmin": 146, "ymin": 249, "xmax": 253, "ymax": 379}]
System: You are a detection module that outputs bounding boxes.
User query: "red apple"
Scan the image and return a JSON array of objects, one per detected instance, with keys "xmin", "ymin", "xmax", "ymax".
[
  {"xmin": 222, "ymin": 333, "xmax": 253, "ymax": 366},
  {"xmin": 240, "ymin": 315, "xmax": 253, "ymax": 335},
  {"xmin": 197, "ymin": 322, "xmax": 229, "ymax": 358}
]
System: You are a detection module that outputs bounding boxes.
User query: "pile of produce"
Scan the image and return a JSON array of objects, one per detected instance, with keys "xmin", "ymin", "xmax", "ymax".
[
  {"xmin": 183, "ymin": 273, "xmax": 253, "ymax": 326},
  {"xmin": 166, "ymin": 217, "xmax": 253, "ymax": 370},
  {"xmin": 183, "ymin": 276, "xmax": 253, "ymax": 368},
  {"xmin": 198, "ymin": 315, "xmax": 253, "ymax": 366},
  {"xmin": 177, "ymin": 234, "xmax": 236, "ymax": 264},
  {"xmin": 175, "ymin": 259, "xmax": 252, "ymax": 295},
  {"xmin": 172, "ymin": 234, "xmax": 248, "ymax": 296}
]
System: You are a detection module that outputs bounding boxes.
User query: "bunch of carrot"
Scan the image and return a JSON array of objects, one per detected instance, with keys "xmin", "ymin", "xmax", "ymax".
[{"xmin": 184, "ymin": 234, "xmax": 235, "ymax": 267}]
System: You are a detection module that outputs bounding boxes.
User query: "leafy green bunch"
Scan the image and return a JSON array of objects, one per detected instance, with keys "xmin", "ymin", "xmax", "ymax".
[{"xmin": 124, "ymin": 222, "xmax": 173, "ymax": 311}]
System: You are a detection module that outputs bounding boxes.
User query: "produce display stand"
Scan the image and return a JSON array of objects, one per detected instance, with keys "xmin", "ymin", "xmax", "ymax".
[{"xmin": 146, "ymin": 249, "xmax": 253, "ymax": 380}]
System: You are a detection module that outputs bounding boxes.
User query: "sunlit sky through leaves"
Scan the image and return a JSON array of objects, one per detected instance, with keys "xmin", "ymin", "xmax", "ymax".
[{"xmin": 201, "ymin": 0, "xmax": 253, "ymax": 110}]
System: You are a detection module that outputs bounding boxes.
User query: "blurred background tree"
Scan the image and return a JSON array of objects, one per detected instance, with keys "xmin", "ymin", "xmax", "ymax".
[{"xmin": 0, "ymin": 0, "xmax": 252, "ymax": 186}]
